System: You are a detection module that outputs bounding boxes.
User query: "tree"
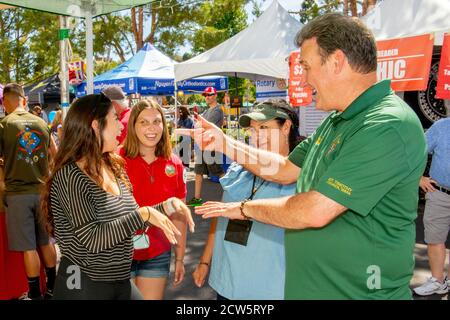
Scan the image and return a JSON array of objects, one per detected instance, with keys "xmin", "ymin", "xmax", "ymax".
[
  {"xmin": 191, "ymin": 0, "xmax": 248, "ymax": 54},
  {"xmin": 298, "ymin": 0, "xmax": 341, "ymax": 23},
  {"xmin": 250, "ymin": 0, "xmax": 263, "ymax": 19},
  {"xmin": 296, "ymin": 0, "xmax": 380, "ymax": 23},
  {"xmin": 0, "ymin": 8, "xmax": 62, "ymax": 84}
]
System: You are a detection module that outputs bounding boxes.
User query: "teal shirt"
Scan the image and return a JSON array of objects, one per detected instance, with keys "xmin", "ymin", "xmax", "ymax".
[
  {"xmin": 286, "ymin": 80, "xmax": 427, "ymax": 299},
  {"xmin": 209, "ymin": 163, "xmax": 295, "ymax": 299}
]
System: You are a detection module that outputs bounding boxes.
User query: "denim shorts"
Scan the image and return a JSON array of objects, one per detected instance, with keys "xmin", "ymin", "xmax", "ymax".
[{"xmin": 130, "ymin": 251, "xmax": 171, "ymax": 279}]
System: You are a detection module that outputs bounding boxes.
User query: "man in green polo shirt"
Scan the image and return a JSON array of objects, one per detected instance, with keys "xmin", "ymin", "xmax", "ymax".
[{"xmin": 182, "ymin": 13, "xmax": 427, "ymax": 299}]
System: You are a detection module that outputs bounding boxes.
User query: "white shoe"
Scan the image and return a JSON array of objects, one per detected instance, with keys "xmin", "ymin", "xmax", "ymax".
[
  {"xmin": 17, "ymin": 292, "xmax": 32, "ymax": 300},
  {"xmin": 413, "ymin": 277, "xmax": 449, "ymax": 296}
]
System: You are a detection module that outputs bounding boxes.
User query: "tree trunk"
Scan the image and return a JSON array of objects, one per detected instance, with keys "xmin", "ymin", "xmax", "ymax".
[
  {"xmin": 131, "ymin": 7, "xmax": 144, "ymax": 51},
  {"xmin": 362, "ymin": 0, "xmax": 368, "ymax": 15},
  {"xmin": 349, "ymin": 0, "xmax": 357, "ymax": 16},
  {"xmin": 144, "ymin": 3, "xmax": 157, "ymax": 44},
  {"xmin": 131, "ymin": 7, "xmax": 138, "ymax": 46},
  {"xmin": 112, "ymin": 38, "xmax": 126, "ymax": 62},
  {"xmin": 343, "ymin": 0, "xmax": 349, "ymax": 15},
  {"xmin": 138, "ymin": 7, "xmax": 144, "ymax": 50}
]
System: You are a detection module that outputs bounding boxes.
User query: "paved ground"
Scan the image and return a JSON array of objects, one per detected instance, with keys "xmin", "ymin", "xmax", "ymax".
[
  {"xmin": 164, "ymin": 170, "xmax": 449, "ymax": 300},
  {"xmin": 165, "ymin": 170, "xmax": 220, "ymax": 300}
]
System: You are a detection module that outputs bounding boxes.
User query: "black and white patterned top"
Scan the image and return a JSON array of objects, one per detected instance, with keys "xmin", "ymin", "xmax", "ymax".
[{"xmin": 50, "ymin": 162, "xmax": 144, "ymax": 281}]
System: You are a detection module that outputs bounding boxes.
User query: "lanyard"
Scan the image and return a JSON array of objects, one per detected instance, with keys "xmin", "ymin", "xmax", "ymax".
[{"xmin": 249, "ymin": 175, "xmax": 266, "ymax": 200}]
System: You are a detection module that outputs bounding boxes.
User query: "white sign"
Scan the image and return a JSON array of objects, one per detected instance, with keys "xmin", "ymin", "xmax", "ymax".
[{"xmin": 255, "ymin": 77, "xmax": 288, "ymax": 102}]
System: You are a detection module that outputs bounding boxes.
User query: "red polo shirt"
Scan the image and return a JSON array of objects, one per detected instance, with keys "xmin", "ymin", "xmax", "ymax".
[
  {"xmin": 118, "ymin": 108, "xmax": 131, "ymax": 145},
  {"xmin": 121, "ymin": 150, "xmax": 187, "ymax": 260}
]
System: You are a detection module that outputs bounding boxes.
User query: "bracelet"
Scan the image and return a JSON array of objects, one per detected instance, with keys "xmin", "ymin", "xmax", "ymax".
[
  {"xmin": 165, "ymin": 199, "xmax": 176, "ymax": 216},
  {"xmin": 198, "ymin": 262, "xmax": 209, "ymax": 267},
  {"xmin": 144, "ymin": 207, "xmax": 152, "ymax": 227},
  {"xmin": 175, "ymin": 258, "xmax": 184, "ymax": 263},
  {"xmin": 240, "ymin": 199, "xmax": 251, "ymax": 220}
]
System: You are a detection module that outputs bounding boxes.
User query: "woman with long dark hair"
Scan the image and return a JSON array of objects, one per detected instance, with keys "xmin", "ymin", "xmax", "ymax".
[{"xmin": 40, "ymin": 93, "xmax": 194, "ymax": 300}]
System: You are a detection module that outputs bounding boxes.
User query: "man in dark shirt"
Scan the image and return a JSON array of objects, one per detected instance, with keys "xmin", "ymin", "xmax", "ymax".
[{"xmin": 0, "ymin": 84, "xmax": 57, "ymax": 299}]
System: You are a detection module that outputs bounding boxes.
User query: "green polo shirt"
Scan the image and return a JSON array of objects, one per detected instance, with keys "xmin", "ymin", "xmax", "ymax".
[{"xmin": 286, "ymin": 80, "xmax": 427, "ymax": 299}]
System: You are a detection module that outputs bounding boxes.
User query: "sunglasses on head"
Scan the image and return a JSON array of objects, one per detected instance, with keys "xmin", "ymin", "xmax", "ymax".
[{"xmin": 91, "ymin": 92, "xmax": 111, "ymax": 115}]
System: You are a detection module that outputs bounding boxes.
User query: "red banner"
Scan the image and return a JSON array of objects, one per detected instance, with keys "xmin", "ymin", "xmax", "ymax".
[
  {"xmin": 288, "ymin": 51, "xmax": 312, "ymax": 107},
  {"xmin": 436, "ymin": 33, "xmax": 450, "ymax": 100},
  {"xmin": 376, "ymin": 34, "xmax": 434, "ymax": 91}
]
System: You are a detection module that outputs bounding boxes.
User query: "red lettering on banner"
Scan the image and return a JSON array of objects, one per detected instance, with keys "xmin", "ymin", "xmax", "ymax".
[
  {"xmin": 376, "ymin": 34, "xmax": 434, "ymax": 91},
  {"xmin": 288, "ymin": 51, "xmax": 312, "ymax": 107},
  {"xmin": 436, "ymin": 33, "xmax": 450, "ymax": 100}
]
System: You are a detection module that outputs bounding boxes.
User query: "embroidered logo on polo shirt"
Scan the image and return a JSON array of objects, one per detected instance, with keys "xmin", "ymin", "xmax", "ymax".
[
  {"xmin": 316, "ymin": 136, "xmax": 323, "ymax": 145},
  {"xmin": 326, "ymin": 178, "xmax": 352, "ymax": 195},
  {"xmin": 327, "ymin": 134, "xmax": 342, "ymax": 156},
  {"xmin": 165, "ymin": 164, "xmax": 176, "ymax": 177}
]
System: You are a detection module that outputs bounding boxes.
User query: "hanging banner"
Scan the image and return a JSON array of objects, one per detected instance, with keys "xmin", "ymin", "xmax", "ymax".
[
  {"xmin": 436, "ymin": 33, "xmax": 450, "ymax": 100},
  {"xmin": 68, "ymin": 61, "xmax": 85, "ymax": 85},
  {"xmin": 255, "ymin": 76, "xmax": 288, "ymax": 102},
  {"xmin": 376, "ymin": 34, "xmax": 434, "ymax": 91},
  {"xmin": 288, "ymin": 51, "xmax": 312, "ymax": 107}
]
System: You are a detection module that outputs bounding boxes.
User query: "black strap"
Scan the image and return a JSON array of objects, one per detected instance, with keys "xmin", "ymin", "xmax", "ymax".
[{"xmin": 249, "ymin": 175, "xmax": 266, "ymax": 200}]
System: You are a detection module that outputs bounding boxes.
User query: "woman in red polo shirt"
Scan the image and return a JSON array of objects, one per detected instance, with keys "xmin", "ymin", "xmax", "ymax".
[{"xmin": 121, "ymin": 99, "xmax": 189, "ymax": 300}]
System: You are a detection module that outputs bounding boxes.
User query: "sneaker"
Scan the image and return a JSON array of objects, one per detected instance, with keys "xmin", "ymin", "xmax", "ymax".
[
  {"xmin": 17, "ymin": 292, "xmax": 43, "ymax": 300},
  {"xmin": 413, "ymin": 277, "xmax": 449, "ymax": 296},
  {"xmin": 43, "ymin": 289, "xmax": 54, "ymax": 300},
  {"xmin": 17, "ymin": 292, "xmax": 31, "ymax": 300},
  {"xmin": 187, "ymin": 197, "xmax": 203, "ymax": 206}
]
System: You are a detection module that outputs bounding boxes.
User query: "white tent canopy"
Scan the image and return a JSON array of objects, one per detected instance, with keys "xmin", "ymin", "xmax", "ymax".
[
  {"xmin": 362, "ymin": 0, "xmax": 450, "ymax": 44},
  {"xmin": 174, "ymin": 0, "xmax": 302, "ymax": 82}
]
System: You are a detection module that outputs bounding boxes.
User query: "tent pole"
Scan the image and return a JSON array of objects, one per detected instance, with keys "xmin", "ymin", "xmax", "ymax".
[
  {"xmin": 86, "ymin": 10, "xmax": 94, "ymax": 94},
  {"xmin": 59, "ymin": 15, "xmax": 70, "ymax": 119},
  {"xmin": 235, "ymin": 73, "xmax": 240, "ymax": 141},
  {"xmin": 174, "ymin": 81, "xmax": 178, "ymax": 144}
]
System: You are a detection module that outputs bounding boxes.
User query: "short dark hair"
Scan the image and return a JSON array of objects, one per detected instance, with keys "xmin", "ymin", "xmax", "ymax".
[
  {"xmin": 3, "ymin": 83, "xmax": 25, "ymax": 98},
  {"xmin": 295, "ymin": 13, "xmax": 377, "ymax": 74}
]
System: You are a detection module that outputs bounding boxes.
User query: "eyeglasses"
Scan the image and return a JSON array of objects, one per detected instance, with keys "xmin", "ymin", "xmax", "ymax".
[{"xmin": 205, "ymin": 93, "xmax": 216, "ymax": 97}]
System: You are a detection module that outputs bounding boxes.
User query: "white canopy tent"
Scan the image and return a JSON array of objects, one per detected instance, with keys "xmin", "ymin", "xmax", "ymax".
[
  {"xmin": 174, "ymin": 0, "xmax": 302, "ymax": 82},
  {"xmin": 362, "ymin": 0, "xmax": 450, "ymax": 44}
]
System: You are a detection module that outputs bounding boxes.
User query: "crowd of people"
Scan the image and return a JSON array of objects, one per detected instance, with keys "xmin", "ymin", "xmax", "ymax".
[{"xmin": 0, "ymin": 13, "xmax": 448, "ymax": 300}]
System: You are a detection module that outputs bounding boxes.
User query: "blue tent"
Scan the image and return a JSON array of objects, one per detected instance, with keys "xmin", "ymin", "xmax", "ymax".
[{"xmin": 76, "ymin": 43, "xmax": 228, "ymax": 96}]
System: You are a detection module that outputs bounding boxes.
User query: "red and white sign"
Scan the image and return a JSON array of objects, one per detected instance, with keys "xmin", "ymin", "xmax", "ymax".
[
  {"xmin": 376, "ymin": 34, "xmax": 434, "ymax": 91},
  {"xmin": 288, "ymin": 51, "xmax": 312, "ymax": 107},
  {"xmin": 436, "ymin": 33, "xmax": 450, "ymax": 100},
  {"xmin": 68, "ymin": 61, "xmax": 85, "ymax": 85}
]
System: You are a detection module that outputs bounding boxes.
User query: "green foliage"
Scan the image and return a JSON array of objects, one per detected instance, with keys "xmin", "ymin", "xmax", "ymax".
[
  {"xmin": 0, "ymin": 1, "xmax": 252, "ymax": 85},
  {"xmin": 298, "ymin": 0, "xmax": 341, "ymax": 23},
  {"xmin": 191, "ymin": 0, "xmax": 248, "ymax": 54},
  {"xmin": 0, "ymin": 8, "xmax": 60, "ymax": 84},
  {"xmin": 227, "ymin": 77, "xmax": 255, "ymax": 103},
  {"xmin": 250, "ymin": 0, "xmax": 263, "ymax": 19},
  {"xmin": 94, "ymin": 60, "xmax": 120, "ymax": 75}
]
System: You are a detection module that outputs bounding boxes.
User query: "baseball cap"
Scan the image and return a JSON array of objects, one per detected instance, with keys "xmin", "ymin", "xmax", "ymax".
[
  {"xmin": 102, "ymin": 85, "xmax": 126, "ymax": 100},
  {"xmin": 3, "ymin": 83, "xmax": 25, "ymax": 99},
  {"xmin": 239, "ymin": 102, "xmax": 291, "ymax": 128},
  {"xmin": 202, "ymin": 87, "xmax": 217, "ymax": 96}
]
